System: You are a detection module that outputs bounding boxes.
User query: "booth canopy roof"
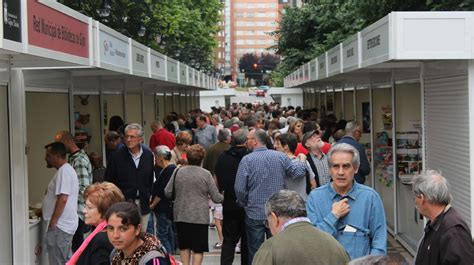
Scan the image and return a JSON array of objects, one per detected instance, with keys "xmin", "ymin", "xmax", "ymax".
[
  {"xmin": 285, "ymin": 11, "xmax": 474, "ymax": 88},
  {"xmin": 2, "ymin": 0, "xmax": 215, "ymax": 91}
]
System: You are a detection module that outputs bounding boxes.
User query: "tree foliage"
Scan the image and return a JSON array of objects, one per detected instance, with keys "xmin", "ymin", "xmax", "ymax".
[
  {"xmin": 59, "ymin": 0, "xmax": 222, "ymax": 73},
  {"xmin": 238, "ymin": 53, "xmax": 280, "ymax": 84},
  {"xmin": 271, "ymin": 0, "xmax": 474, "ymax": 86}
]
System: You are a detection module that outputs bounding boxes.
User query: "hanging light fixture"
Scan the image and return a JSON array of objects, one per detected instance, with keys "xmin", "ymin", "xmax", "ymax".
[{"xmin": 99, "ymin": 0, "xmax": 111, "ymax": 17}]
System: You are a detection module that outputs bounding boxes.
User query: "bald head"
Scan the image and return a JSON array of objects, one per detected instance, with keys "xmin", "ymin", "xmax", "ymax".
[{"xmin": 54, "ymin": 131, "xmax": 77, "ymax": 153}]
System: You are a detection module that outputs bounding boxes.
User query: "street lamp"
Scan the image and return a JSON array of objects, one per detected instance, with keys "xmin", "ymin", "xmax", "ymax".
[
  {"xmin": 99, "ymin": 0, "xmax": 111, "ymax": 17},
  {"xmin": 138, "ymin": 21, "xmax": 146, "ymax": 37}
]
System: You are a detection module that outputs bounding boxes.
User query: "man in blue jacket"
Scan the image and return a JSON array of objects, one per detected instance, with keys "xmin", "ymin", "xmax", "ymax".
[
  {"xmin": 105, "ymin": 123, "xmax": 154, "ymax": 231},
  {"xmin": 306, "ymin": 143, "xmax": 387, "ymax": 260},
  {"xmin": 337, "ymin": 121, "xmax": 370, "ymax": 184}
]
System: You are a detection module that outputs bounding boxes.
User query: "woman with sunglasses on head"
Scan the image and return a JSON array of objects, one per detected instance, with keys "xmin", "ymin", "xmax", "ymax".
[
  {"xmin": 106, "ymin": 201, "xmax": 172, "ymax": 265},
  {"xmin": 67, "ymin": 182, "xmax": 125, "ymax": 265}
]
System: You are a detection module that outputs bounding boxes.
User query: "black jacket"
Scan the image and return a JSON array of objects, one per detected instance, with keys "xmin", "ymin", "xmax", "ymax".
[
  {"xmin": 215, "ymin": 146, "xmax": 249, "ymax": 217},
  {"xmin": 77, "ymin": 232, "xmax": 113, "ymax": 265},
  {"xmin": 415, "ymin": 207, "xmax": 474, "ymax": 265},
  {"xmin": 105, "ymin": 144, "xmax": 154, "ymax": 215}
]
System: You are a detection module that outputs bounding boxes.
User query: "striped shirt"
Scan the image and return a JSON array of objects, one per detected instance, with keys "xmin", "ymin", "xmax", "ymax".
[
  {"xmin": 235, "ymin": 147, "xmax": 307, "ymax": 220},
  {"xmin": 69, "ymin": 149, "xmax": 92, "ymax": 220}
]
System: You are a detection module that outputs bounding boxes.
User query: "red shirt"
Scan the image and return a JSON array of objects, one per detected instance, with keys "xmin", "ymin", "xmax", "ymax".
[
  {"xmin": 149, "ymin": 128, "xmax": 176, "ymax": 151},
  {"xmin": 294, "ymin": 142, "xmax": 331, "ymax": 156}
]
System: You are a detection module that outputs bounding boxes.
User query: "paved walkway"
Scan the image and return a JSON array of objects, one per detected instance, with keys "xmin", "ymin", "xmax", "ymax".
[{"xmin": 173, "ymin": 225, "xmax": 414, "ymax": 265}]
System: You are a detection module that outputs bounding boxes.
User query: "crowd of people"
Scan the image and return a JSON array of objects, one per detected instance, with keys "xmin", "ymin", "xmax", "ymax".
[{"xmin": 39, "ymin": 101, "xmax": 474, "ymax": 265}]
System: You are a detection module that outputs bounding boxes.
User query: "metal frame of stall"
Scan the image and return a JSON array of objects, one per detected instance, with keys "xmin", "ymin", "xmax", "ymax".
[
  {"xmin": 1, "ymin": 1, "xmax": 218, "ymax": 264},
  {"xmin": 285, "ymin": 11, "xmax": 474, "ymax": 253}
]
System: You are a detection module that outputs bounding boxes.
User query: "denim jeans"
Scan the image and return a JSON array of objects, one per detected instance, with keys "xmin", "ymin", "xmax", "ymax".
[
  {"xmin": 155, "ymin": 213, "xmax": 175, "ymax": 254},
  {"xmin": 146, "ymin": 212, "xmax": 156, "ymax": 235},
  {"xmin": 245, "ymin": 215, "xmax": 271, "ymax": 265}
]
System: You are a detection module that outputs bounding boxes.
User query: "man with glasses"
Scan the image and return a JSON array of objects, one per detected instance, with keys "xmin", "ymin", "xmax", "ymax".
[
  {"xmin": 413, "ymin": 170, "xmax": 474, "ymax": 265},
  {"xmin": 337, "ymin": 121, "xmax": 370, "ymax": 184},
  {"xmin": 105, "ymin": 123, "xmax": 154, "ymax": 231},
  {"xmin": 253, "ymin": 190, "xmax": 350, "ymax": 265},
  {"xmin": 306, "ymin": 143, "xmax": 387, "ymax": 260},
  {"xmin": 235, "ymin": 128, "xmax": 307, "ymax": 264}
]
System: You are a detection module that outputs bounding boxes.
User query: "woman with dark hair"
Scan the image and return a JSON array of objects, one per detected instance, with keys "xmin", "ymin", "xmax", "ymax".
[
  {"xmin": 149, "ymin": 145, "xmax": 177, "ymax": 254},
  {"xmin": 106, "ymin": 202, "xmax": 171, "ymax": 265},
  {"xmin": 164, "ymin": 144, "xmax": 223, "ymax": 265},
  {"xmin": 67, "ymin": 182, "xmax": 125, "ymax": 265}
]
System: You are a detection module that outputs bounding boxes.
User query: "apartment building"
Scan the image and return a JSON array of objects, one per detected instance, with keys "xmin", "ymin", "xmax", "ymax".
[{"xmin": 215, "ymin": 0, "xmax": 289, "ymax": 81}]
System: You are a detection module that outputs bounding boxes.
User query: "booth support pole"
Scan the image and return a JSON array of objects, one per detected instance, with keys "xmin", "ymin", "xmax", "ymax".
[
  {"xmin": 353, "ymin": 85, "xmax": 357, "ymax": 121},
  {"xmin": 324, "ymin": 88, "xmax": 328, "ymax": 115},
  {"xmin": 154, "ymin": 85, "xmax": 158, "ymax": 120},
  {"xmin": 68, "ymin": 74, "xmax": 75, "ymax": 135},
  {"xmin": 468, "ymin": 59, "xmax": 474, "ymax": 233},
  {"xmin": 391, "ymin": 70, "xmax": 399, "ymax": 235},
  {"xmin": 99, "ymin": 77, "xmax": 106, "ymax": 166},
  {"xmin": 318, "ymin": 88, "xmax": 321, "ymax": 117},
  {"xmin": 341, "ymin": 84, "xmax": 345, "ymax": 120},
  {"xmin": 332, "ymin": 86, "xmax": 335, "ymax": 114},
  {"xmin": 10, "ymin": 68, "xmax": 29, "ymax": 265},
  {"xmin": 420, "ymin": 62, "xmax": 428, "ymax": 229},
  {"xmin": 140, "ymin": 82, "xmax": 145, "ymax": 129},
  {"xmin": 171, "ymin": 88, "xmax": 176, "ymax": 113},
  {"xmin": 123, "ymin": 80, "xmax": 128, "ymax": 123},
  {"xmin": 369, "ymin": 82, "xmax": 375, "ymax": 189}
]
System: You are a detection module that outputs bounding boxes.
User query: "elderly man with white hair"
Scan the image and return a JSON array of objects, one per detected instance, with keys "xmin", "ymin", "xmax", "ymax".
[
  {"xmin": 253, "ymin": 190, "xmax": 350, "ymax": 265},
  {"xmin": 413, "ymin": 170, "xmax": 474, "ymax": 265},
  {"xmin": 306, "ymin": 143, "xmax": 387, "ymax": 260},
  {"xmin": 105, "ymin": 123, "xmax": 155, "ymax": 231}
]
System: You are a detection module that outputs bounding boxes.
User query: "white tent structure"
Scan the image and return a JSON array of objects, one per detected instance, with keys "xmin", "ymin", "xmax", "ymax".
[{"xmin": 285, "ymin": 12, "xmax": 474, "ymax": 252}]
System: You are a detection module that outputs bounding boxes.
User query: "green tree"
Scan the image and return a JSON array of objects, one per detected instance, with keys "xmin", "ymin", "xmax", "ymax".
[{"xmin": 59, "ymin": 0, "xmax": 222, "ymax": 73}]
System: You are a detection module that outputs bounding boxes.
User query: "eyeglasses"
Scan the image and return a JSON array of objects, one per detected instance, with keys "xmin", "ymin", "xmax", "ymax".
[
  {"xmin": 125, "ymin": 135, "xmax": 140, "ymax": 140},
  {"xmin": 263, "ymin": 219, "xmax": 269, "ymax": 228},
  {"xmin": 85, "ymin": 204, "xmax": 97, "ymax": 211}
]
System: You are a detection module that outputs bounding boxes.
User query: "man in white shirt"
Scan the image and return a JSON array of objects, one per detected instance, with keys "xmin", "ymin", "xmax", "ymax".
[{"xmin": 42, "ymin": 142, "xmax": 79, "ymax": 265}]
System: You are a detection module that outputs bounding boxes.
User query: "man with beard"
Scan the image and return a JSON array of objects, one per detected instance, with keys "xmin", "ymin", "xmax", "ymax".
[{"xmin": 42, "ymin": 142, "xmax": 79, "ymax": 265}]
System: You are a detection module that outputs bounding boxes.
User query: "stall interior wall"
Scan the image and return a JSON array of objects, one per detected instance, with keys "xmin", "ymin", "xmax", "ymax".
[
  {"xmin": 144, "ymin": 95, "xmax": 156, "ymax": 141},
  {"xmin": 424, "ymin": 61, "xmax": 471, "ymax": 227},
  {"xmin": 395, "ymin": 83, "xmax": 424, "ymax": 249},
  {"xmin": 0, "ymin": 85, "xmax": 12, "ymax": 263},
  {"xmin": 126, "ymin": 94, "xmax": 142, "ymax": 127},
  {"xmin": 27, "ymin": 92, "xmax": 69, "ymax": 205},
  {"xmin": 74, "ymin": 95, "xmax": 101, "ymax": 155},
  {"xmin": 355, "ymin": 88, "xmax": 371, "ymax": 161},
  {"xmin": 104, "ymin": 94, "xmax": 124, "ymax": 131}
]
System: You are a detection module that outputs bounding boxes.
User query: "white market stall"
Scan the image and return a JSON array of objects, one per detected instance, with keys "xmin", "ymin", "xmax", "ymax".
[
  {"xmin": 285, "ymin": 11, "xmax": 474, "ymax": 253},
  {"xmin": 2, "ymin": 1, "xmax": 217, "ymax": 264}
]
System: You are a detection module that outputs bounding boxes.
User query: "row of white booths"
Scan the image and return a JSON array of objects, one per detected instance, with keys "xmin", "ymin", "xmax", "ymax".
[
  {"xmin": 1, "ymin": 1, "xmax": 217, "ymax": 264},
  {"xmin": 285, "ymin": 11, "xmax": 474, "ymax": 254}
]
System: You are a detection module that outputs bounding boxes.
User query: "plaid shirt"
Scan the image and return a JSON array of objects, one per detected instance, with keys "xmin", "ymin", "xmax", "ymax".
[
  {"xmin": 309, "ymin": 153, "xmax": 332, "ymax": 186},
  {"xmin": 69, "ymin": 149, "xmax": 92, "ymax": 220},
  {"xmin": 235, "ymin": 147, "xmax": 307, "ymax": 220}
]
